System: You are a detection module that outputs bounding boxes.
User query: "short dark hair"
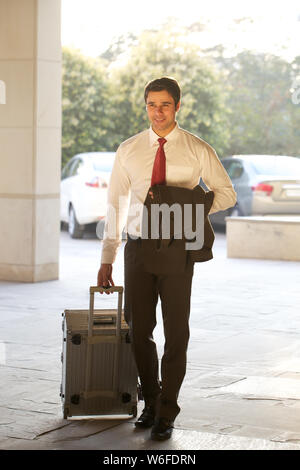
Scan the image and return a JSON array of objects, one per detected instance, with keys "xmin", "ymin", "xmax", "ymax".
[{"xmin": 144, "ymin": 77, "xmax": 181, "ymax": 108}]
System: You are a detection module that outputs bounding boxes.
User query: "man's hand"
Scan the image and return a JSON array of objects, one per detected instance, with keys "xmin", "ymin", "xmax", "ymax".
[{"xmin": 97, "ymin": 263, "xmax": 114, "ymax": 294}]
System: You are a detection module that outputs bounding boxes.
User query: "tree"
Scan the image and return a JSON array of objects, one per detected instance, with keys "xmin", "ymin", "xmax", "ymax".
[
  {"xmin": 106, "ymin": 24, "xmax": 231, "ymax": 156},
  {"xmin": 209, "ymin": 48, "xmax": 300, "ymax": 156},
  {"xmin": 62, "ymin": 47, "xmax": 113, "ymax": 167},
  {"xmin": 62, "ymin": 23, "xmax": 300, "ymax": 165},
  {"xmin": 289, "ymin": 55, "xmax": 300, "ymax": 156}
]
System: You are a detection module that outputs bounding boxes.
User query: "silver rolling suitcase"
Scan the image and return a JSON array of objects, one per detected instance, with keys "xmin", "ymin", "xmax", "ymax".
[{"xmin": 60, "ymin": 286, "xmax": 138, "ymax": 419}]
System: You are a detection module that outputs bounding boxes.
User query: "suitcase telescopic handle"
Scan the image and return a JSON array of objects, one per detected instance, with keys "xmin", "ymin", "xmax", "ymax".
[
  {"xmin": 83, "ymin": 286, "xmax": 124, "ymax": 400},
  {"xmin": 90, "ymin": 286, "xmax": 123, "ymax": 294},
  {"xmin": 88, "ymin": 286, "xmax": 123, "ymax": 339}
]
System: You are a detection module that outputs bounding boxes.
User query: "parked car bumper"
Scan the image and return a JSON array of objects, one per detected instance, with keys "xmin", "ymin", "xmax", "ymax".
[{"xmin": 252, "ymin": 196, "xmax": 300, "ymax": 215}]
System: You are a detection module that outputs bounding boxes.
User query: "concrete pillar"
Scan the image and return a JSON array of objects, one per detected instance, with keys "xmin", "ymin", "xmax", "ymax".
[{"xmin": 0, "ymin": 0, "xmax": 61, "ymax": 282}]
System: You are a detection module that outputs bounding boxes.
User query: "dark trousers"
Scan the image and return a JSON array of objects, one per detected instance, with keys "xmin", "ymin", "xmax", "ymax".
[{"xmin": 124, "ymin": 236, "xmax": 194, "ymax": 421}]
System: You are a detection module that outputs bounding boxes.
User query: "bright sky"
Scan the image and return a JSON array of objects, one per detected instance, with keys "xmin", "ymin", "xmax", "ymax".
[{"xmin": 61, "ymin": 0, "xmax": 300, "ymax": 61}]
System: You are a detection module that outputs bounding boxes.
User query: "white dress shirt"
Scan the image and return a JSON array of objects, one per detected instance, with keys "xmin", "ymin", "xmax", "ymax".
[{"xmin": 101, "ymin": 122, "xmax": 237, "ymax": 264}]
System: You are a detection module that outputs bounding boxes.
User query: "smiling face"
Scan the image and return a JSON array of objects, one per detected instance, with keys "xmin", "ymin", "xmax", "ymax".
[{"xmin": 146, "ymin": 90, "xmax": 180, "ymax": 137}]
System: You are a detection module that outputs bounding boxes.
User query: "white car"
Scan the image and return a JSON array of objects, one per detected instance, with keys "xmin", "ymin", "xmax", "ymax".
[
  {"xmin": 209, "ymin": 154, "xmax": 300, "ymax": 226},
  {"xmin": 60, "ymin": 152, "xmax": 115, "ymax": 238}
]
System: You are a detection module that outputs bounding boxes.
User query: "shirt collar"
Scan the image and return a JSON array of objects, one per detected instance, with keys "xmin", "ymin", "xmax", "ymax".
[{"xmin": 149, "ymin": 121, "xmax": 180, "ymax": 147}]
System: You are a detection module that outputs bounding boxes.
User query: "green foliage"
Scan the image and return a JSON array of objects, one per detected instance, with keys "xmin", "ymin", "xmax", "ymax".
[
  {"xmin": 108, "ymin": 27, "xmax": 230, "ymax": 156},
  {"xmin": 62, "ymin": 47, "xmax": 114, "ymax": 167},
  {"xmin": 61, "ymin": 23, "xmax": 300, "ymax": 171},
  {"xmin": 216, "ymin": 50, "xmax": 300, "ymax": 156}
]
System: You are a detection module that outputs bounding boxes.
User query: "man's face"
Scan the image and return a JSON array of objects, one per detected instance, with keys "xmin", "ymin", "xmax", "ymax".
[{"xmin": 146, "ymin": 90, "xmax": 180, "ymax": 137}]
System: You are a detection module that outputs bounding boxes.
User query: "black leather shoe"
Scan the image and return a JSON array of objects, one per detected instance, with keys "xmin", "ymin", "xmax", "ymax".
[
  {"xmin": 151, "ymin": 417, "xmax": 174, "ymax": 441},
  {"xmin": 135, "ymin": 405, "xmax": 156, "ymax": 428}
]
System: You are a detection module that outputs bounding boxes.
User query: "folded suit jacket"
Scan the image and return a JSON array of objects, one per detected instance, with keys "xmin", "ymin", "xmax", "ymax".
[{"xmin": 139, "ymin": 184, "xmax": 215, "ymax": 272}]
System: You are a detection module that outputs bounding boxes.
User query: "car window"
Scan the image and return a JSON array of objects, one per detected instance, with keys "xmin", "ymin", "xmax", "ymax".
[
  {"xmin": 61, "ymin": 159, "xmax": 75, "ymax": 180},
  {"xmin": 224, "ymin": 161, "xmax": 244, "ymax": 179},
  {"xmin": 222, "ymin": 160, "xmax": 232, "ymax": 171},
  {"xmin": 69, "ymin": 159, "xmax": 83, "ymax": 177}
]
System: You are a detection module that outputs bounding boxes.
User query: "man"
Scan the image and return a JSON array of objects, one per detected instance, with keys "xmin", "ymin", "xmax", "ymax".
[{"xmin": 97, "ymin": 77, "xmax": 237, "ymax": 440}]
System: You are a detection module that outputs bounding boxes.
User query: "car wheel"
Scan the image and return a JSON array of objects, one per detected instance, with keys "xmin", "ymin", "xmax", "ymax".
[{"xmin": 68, "ymin": 205, "xmax": 84, "ymax": 239}]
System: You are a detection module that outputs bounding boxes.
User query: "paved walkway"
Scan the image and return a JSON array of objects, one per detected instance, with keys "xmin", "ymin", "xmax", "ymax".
[{"xmin": 1, "ymin": 229, "xmax": 300, "ymax": 450}]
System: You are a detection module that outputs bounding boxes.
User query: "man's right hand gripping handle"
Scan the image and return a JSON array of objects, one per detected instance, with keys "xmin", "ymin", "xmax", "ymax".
[{"xmin": 97, "ymin": 263, "xmax": 114, "ymax": 295}]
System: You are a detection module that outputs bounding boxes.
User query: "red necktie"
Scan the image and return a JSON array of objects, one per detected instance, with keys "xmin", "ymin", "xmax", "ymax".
[{"xmin": 151, "ymin": 137, "xmax": 167, "ymax": 186}]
